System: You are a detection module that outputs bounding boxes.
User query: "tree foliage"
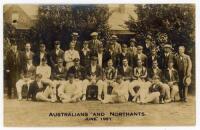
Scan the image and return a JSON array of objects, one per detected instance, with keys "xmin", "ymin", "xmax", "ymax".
[
  {"xmin": 125, "ymin": 4, "xmax": 195, "ymax": 55},
  {"xmin": 31, "ymin": 5, "xmax": 111, "ymax": 50}
]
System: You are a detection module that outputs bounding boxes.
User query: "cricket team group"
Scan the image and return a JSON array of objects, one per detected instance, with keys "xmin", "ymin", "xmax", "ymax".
[{"xmin": 5, "ymin": 32, "xmax": 192, "ymax": 104}]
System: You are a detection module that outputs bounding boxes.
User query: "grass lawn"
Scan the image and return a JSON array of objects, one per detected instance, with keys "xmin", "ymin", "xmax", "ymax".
[{"xmin": 4, "ymin": 95, "xmax": 195, "ymax": 126}]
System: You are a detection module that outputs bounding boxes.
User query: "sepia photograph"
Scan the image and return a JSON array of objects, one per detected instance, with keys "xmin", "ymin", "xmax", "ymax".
[{"xmin": 3, "ymin": 4, "xmax": 195, "ymax": 126}]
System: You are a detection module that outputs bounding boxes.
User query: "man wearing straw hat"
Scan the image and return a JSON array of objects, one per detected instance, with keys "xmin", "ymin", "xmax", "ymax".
[{"xmin": 175, "ymin": 46, "xmax": 192, "ymax": 102}]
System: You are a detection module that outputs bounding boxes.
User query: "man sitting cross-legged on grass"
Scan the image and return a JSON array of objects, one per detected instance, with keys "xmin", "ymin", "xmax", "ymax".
[
  {"xmin": 58, "ymin": 73, "xmax": 82, "ymax": 103},
  {"xmin": 28, "ymin": 74, "xmax": 56, "ymax": 102},
  {"xmin": 101, "ymin": 75, "xmax": 132, "ymax": 104}
]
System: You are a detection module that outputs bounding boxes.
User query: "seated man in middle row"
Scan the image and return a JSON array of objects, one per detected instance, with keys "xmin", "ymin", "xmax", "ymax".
[{"xmin": 82, "ymin": 56, "xmax": 105, "ymax": 101}]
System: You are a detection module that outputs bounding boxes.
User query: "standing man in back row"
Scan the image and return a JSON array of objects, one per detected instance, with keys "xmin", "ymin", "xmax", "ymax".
[
  {"xmin": 88, "ymin": 32, "xmax": 102, "ymax": 54},
  {"xmin": 175, "ymin": 46, "xmax": 192, "ymax": 102}
]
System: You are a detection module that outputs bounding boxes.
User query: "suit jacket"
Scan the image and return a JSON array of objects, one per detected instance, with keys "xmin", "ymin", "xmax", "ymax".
[
  {"xmin": 133, "ymin": 53, "xmax": 147, "ymax": 67},
  {"xmin": 88, "ymin": 39, "xmax": 102, "ymax": 53},
  {"xmin": 52, "ymin": 65, "xmax": 67, "ymax": 80},
  {"xmin": 79, "ymin": 49, "xmax": 91, "ymax": 67},
  {"xmin": 117, "ymin": 65, "xmax": 133, "ymax": 80},
  {"xmin": 163, "ymin": 68, "xmax": 179, "ymax": 84},
  {"xmin": 49, "ymin": 49, "xmax": 64, "ymax": 68},
  {"xmin": 147, "ymin": 54, "xmax": 161, "ymax": 68},
  {"xmin": 116, "ymin": 52, "xmax": 133, "ymax": 67},
  {"xmin": 33, "ymin": 51, "xmax": 50, "ymax": 66},
  {"xmin": 147, "ymin": 67, "xmax": 162, "ymax": 81},
  {"xmin": 67, "ymin": 65, "xmax": 86, "ymax": 80},
  {"xmin": 106, "ymin": 42, "xmax": 121, "ymax": 54},
  {"xmin": 6, "ymin": 49, "xmax": 23, "ymax": 77},
  {"xmin": 103, "ymin": 50, "xmax": 117, "ymax": 67},
  {"xmin": 128, "ymin": 47, "xmax": 137, "ymax": 57},
  {"xmin": 22, "ymin": 64, "xmax": 36, "ymax": 79},
  {"xmin": 21, "ymin": 51, "xmax": 34, "ymax": 64},
  {"xmin": 160, "ymin": 52, "xmax": 174, "ymax": 69},
  {"xmin": 86, "ymin": 64, "xmax": 102, "ymax": 80},
  {"xmin": 175, "ymin": 54, "xmax": 192, "ymax": 77}
]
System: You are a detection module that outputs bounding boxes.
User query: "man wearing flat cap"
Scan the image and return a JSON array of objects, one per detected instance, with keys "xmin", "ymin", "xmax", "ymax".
[
  {"xmin": 106, "ymin": 35, "xmax": 122, "ymax": 54},
  {"xmin": 160, "ymin": 44, "xmax": 175, "ymax": 70},
  {"xmin": 88, "ymin": 32, "xmax": 103, "ymax": 53},
  {"xmin": 71, "ymin": 32, "xmax": 81, "ymax": 51},
  {"xmin": 49, "ymin": 41, "xmax": 64, "ymax": 69},
  {"xmin": 174, "ymin": 46, "xmax": 192, "ymax": 102}
]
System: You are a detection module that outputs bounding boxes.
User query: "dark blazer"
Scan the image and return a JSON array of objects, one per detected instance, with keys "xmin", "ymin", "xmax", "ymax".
[
  {"xmin": 52, "ymin": 65, "xmax": 67, "ymax": 80},
  {"xmin": 147, "ymin": 54, "xmax": 161, "ymax": 68},
  {"xmin": 103, "ymin": 50, "xmax": 117, "ymax": 67},
  {"xmin": 86, "ymin": 64, "xmax": 102, "ymax": 80},
  {"xmin": 160, "ymin": 53, "xmax": 174, "ymax": 69},
  {"xmin": 22, "ymin": 64, "xmax": 36, "ymax": 79},
  {"xmin": 67, "ymin": 65, "xmax": 86, "ymax": 80},
  {"xmin": 147, "ymin": 67, "xmax": 162, "ymax": 81},
  {"xmin": 117, "ymin": 65, "xmax": 133, "ymax": 80},
  {"xmin": 116, "ymin": 52, "xmax": 133, "ymax": 67},
  {"xmin": 33, "ymin": 51, "xmax": 50, "ymax": 66},
  {"xmin": 6, "ymin": 50, "xmax": 23, "ymax": 77},
  {"xmin": 79, "ymin": 49, "xmax": 91, "ymax": 67},
  {"xmin": 163, "ymin": 68, "xmax": 179, "ymax": 84},
  {"xmin": 49, "ymin": 49, "xmax": 64, "ymax": 68},
  {"xmin": 28, "ymin": 81, "xmax": 46, "ymax": 101}
]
